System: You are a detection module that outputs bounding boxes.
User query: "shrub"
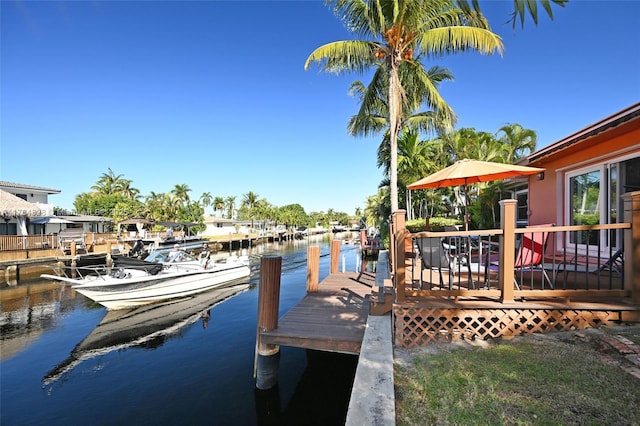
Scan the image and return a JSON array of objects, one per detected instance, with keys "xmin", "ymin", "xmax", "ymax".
[{"xmin": 406, "ymin": 217, "xmax": 460, "ymax": 233}]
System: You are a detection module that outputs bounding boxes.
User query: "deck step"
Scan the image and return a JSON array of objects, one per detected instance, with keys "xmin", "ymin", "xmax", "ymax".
[{"xmin": 370, "ymin": 285, "xmax": 394, "ymax": 316}]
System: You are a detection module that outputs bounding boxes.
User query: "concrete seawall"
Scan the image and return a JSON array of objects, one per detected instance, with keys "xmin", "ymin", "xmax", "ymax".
[{"xmin": 346, "ymin": 251, "xmax": 396, "ymax": 425}]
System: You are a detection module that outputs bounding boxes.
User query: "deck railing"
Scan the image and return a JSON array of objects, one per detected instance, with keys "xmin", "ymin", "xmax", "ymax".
[
  {"xmin": 391, "ymin": 192, "xmax": 639, "ymax": 304},
  {"xmin": 0, "ymin": 231, "xmax": 200, "ymax": 253}
]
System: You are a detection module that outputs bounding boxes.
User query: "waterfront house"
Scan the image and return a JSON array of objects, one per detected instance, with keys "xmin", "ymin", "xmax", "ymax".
[
  {"xmin": 202, "ymin": 216, "xmax": 248, "ymax": 237},
  {"xmin": 384, "ymin": 102, "xmax": 640, "ymax": 346},
  {"xmin": 524, "ymin": 102, "xmax": 639, "ymax": 256},
  {"xmin": 0, "ymin": 181, "xmax": 59, "ymax": 235}
]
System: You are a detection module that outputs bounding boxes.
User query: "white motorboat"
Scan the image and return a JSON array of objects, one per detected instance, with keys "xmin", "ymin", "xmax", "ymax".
[{"xmin": 41, "ymin": 249, "xmax": 252, "ymax": 310}]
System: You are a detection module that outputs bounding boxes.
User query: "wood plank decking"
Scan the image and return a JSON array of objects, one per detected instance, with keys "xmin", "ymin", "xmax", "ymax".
[{"xmin": 259, "ymin": 270, "xmax": 376, "ymax": 355}]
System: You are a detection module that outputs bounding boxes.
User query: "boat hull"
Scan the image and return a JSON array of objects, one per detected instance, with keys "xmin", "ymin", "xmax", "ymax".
[{"xmin": 73, "ymin": 265, "xmax": 250, "ymax": 310}]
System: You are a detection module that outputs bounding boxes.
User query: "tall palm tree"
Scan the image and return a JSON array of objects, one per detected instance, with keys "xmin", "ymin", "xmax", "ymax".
[
  {"xmin": 225, "ymin": 196, "xmax": 236, "ymax": 220},
  {"xmin": 347, "ymin": 63, "xmax": 456, "ymax": 140},
  {"xmin": 92, "ymin": 168, "xmax": 125, "ymax": 195},
  {"xmin": 306, "ymin": 0, "xmax": 503, "ymax": 213},
  {"xmin": 171, "ymin": 184, "xmax": 191, "ymax": 206},
  {"xmin": 200, "ymin": 192, "xmax": 213, "ymax": 215},
  {"xmin": 348, "ymin": 63, "xmax": 456, "ymax": 214},
  {"xmin": 242, "ymin": 191, "xmax": 260, "ymax": 228}
]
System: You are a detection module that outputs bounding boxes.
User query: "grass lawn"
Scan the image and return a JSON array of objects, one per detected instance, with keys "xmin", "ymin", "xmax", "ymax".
[{"xmin": 395, "ymin": 326, "xmax": 640, "ymax": 425}]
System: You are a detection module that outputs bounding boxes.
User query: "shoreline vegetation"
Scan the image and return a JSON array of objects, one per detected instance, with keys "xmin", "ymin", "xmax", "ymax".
[{"xmin": 394, "ymin": 325, "xmax": 640, "ymax": 425}]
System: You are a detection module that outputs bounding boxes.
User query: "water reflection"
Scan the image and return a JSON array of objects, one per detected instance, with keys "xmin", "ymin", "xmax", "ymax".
[
  {"xmin": 0, "ymin": 281, "xmax": 68, "ymax": 361},
  {"xmin": 43, "ymin": 284, "xmax": 250, "ymax": 386}
]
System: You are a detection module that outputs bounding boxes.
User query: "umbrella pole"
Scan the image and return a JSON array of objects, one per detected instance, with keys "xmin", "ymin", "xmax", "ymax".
[{"xmin": 464, "ymin": 184, "xmax": 469, "ymax": 231}]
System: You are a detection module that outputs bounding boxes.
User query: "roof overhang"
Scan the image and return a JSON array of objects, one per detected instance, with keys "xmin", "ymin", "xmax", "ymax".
[{"xmin": 528, "ymin": 102, "xmax": 640, "ymax": 164}]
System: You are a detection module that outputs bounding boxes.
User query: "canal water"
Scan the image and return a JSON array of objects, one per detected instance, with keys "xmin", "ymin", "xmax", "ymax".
[{"xmin": 1, "ymin": 235, "xmax": 370, "ymax": 425}]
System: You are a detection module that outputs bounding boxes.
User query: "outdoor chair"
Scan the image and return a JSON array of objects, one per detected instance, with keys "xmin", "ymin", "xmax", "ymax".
[
  {"xmin": 553, "ymin": 248, "xmax": 623, "ymax": 281},
  {"xmin": 491, "ymin": 224, "xmax": 554, "ymax": 290},
  {"xmin": 415, "ymin": 237, "xmax": 473, "ymax": 289}
]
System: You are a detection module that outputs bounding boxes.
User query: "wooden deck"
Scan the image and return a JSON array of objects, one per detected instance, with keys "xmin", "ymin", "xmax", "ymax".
[{"xmin": 259, "ymin": 270, "xmax": 376, "ymax": 355}]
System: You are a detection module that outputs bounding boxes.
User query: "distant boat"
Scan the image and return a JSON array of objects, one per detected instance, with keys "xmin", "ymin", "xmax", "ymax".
[
  {"xmin": 42, "ymin": 284, "xmax": 250, "ymax": 386},
  {"xmin": 41, "ymin": 248, "xmax": 251, "ymax": 310}
]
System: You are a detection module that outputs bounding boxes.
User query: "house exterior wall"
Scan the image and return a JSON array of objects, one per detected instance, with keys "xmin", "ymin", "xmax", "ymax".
[
  {"xmin": 202, "ymin": 216, "xmax": 249, "ymax": 236},
  {"xmin": 527, "ymin": 108, "xmax": 640, "ymax": 229}
]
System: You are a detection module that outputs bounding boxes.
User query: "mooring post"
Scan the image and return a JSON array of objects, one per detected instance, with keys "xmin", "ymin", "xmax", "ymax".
[
  {"xmin": 330, "ymin": 239, "xmax": 341, "ymax": 274},
  {"xmin": 71, "ymin": 258, "xmax": 77, "ymax": 278},
  {"xmin": 307, "ymin": 246, "xmax": 320, "ymax": 293},
  {"xmin": 255, "ymin": 255, "xmax": 282, "ymax": 390}
]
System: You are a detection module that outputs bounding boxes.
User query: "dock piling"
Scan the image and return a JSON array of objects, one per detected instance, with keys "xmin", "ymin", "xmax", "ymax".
[
  {"xmin": 255, "ymin": 255, "xmax": 282, "ymax": 390},
  {"xmin": 330, "ymin": 240, "xmax": 341, "ymax": 274},
  {"xmin": 306, "ymin": 246, "xmax": 320, "ymax": 293}
]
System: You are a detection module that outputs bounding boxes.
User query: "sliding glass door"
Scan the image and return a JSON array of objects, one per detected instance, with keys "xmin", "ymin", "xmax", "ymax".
[{"xmin": 566, "ymin": 163, "xmax": 618, "ymax": 253}]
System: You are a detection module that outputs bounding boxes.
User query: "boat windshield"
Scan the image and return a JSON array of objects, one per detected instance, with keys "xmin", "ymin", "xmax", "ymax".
[
  {"xmin": 144, "ymin": 250, "xmax": 172, "ymax": 263},
  {"xmin": 145, "ymin": 249, "xmax": 198, "ymax": 264}
]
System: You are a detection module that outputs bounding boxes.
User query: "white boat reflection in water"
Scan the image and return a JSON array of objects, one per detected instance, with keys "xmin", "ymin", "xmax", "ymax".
[{"xmin": 43, "ymin": 284, "xmax": 250, "ymax": 386}]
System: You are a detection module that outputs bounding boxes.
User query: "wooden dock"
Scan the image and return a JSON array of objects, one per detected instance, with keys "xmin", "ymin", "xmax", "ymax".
[{"xmin": 259, "ymin": 270, "xmax": 377, "ymax": 355}]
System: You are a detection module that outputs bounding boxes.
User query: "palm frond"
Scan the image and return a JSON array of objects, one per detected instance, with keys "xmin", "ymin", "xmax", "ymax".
[
  {"xmin": 304, "ymin": 40, "xmax": 379, "ymax": 74},
  {"xmin": 419, "ymin": 26, "xmax": 503, "ymax": 57}
]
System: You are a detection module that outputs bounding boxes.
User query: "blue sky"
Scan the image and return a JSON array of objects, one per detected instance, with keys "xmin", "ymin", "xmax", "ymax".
[{"xmin": 2, "ymin": 1, "xmax": 639, "ymax": 216}]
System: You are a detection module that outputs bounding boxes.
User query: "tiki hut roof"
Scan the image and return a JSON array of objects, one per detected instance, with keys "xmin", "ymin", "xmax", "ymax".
[{"xmin": 0, "ymin": 189, "xmax": 46, "ymax": 217}]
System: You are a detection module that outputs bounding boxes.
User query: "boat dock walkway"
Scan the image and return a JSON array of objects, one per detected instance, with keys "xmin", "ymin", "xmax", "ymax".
[
  {"xmin": 259, "ymin": 251, "xmax": 396, "ymax": 425},
  {"xmin": 259, "ymin": 268, "xmax": 376, "ymax": 355}
]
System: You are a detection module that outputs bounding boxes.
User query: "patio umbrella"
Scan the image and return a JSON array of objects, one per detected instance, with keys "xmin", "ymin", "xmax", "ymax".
[
  {"xmin": 407, "ymin": 159, "xmax": 545, "ymax": 230},
  {"xmin": 31, "ymin": 217, "xmax": 76, "ymax": 234}
]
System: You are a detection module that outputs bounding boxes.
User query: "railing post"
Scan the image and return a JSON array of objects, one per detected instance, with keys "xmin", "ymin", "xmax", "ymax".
[
  {"xmin": 330, "ymin": 239, "xmax": 341, "ymax": 274},
  {"xmin": 622, "ymin": 191, "xmax": 640, "ymax": 305},
  {"xmin": 392, "ymin": 210, "xmax": 406, "ymax": 302},
  {"xmin": 499, "ymin": 200, "xmax": 517, "ymax": 302},
  {"xmin": 307, "ymin": 246, "xmax": 320, "ymax": 293},
  {"xmin": 255, "ymin": 255, "xmax": 282, "ymax": 390}
]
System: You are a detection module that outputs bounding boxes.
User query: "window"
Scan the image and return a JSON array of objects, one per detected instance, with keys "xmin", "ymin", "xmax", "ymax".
[{"xmin": 515, "ymin": 190, "xmax": 529, "ymax": 227}]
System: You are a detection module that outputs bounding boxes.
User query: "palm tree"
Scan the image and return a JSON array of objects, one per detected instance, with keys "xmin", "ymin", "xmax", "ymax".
[
  {"xmin": 118, "ymin": 179, "xmax": 140, "ymax": 201},
  {"xmin": 495, "ymin": 123, "xmax": 537, "ymax": 162},
  {"xmin": 145, "ymin": 191, "xmax": 165, "ymax": 221},
  {"xmin": 347, "ymin": 63, "xmax": 456, "ymax": 141},
  {"xmin": 441, "ymin": 128, "xmax": 505, "ymax": 163},
  {"xmin": 306, "ymin": 0, "xmax": 503, "ymax": 213},
  {"xmin": 213, "ymin": 197, "xmax": 225, "ymax": 217},
  {"xmin": 92, "ymin": 168, "xmax": 125, "ymax": 195},
  {"xmin": 348, "ymin": 63, "xmax": 456, "ymax": 215},
  {"xmin": 225, "ymin": 196, "xmax": 236, "ymax": 220},
  {"xmin": 364, "ymin": 188, "xmax": 390, "ymax": 228},
  {"xmin": 242, "ymin": 191, "xmax": 260, "ymax": 229},
  {"xmin": 200, "ymin": 192, "xmax": 213, "ymax": 215},
  {"xmin": 171, "ymin": 184, "xmax": 191, "ymax": 206}
]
